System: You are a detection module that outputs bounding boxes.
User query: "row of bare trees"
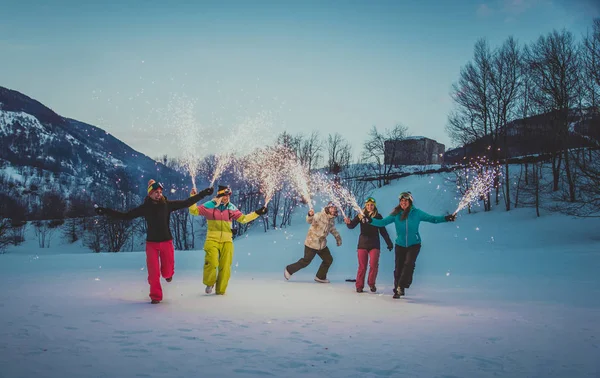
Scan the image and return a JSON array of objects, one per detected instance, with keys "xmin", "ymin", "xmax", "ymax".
[{"xmin": 446, "ymin": 19, "xmax": 600, "ymax": 216}]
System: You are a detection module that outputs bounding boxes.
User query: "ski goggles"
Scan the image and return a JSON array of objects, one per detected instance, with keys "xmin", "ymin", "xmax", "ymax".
[
  {"xmin": 365, "ymin": 197, "xmax": 376, "ymax": 205},
  {"xmin": 399, "ymin": 192, "xmax": 413, "ymax": 202},
  {"xmin": 148, "ymin": 182, "xmax": 164, "ymax": 193},
  {"xmin": 217, "ymin": 187, "xmax": 232, "ymax": 197}
]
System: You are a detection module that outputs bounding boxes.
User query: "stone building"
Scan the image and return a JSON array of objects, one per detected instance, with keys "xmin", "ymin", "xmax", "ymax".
[{"xmin": 384, "ymin": 136, "xmax": 445, "ymax": 166}]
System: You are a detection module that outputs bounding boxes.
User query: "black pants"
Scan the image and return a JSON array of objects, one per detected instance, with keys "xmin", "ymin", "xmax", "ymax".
[
  {"xmin": 393, "ymin": 244, "xmax": 421, "ymax": 291},
  {"xmin": 287, "ymin": 246, "xmax": 333, "ymax": 280}
]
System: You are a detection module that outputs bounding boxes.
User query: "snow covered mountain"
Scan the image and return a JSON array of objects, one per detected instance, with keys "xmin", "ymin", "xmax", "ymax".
[{"xmin": 0, "ymin": 86, "xmax": 188, "ymax": 211}]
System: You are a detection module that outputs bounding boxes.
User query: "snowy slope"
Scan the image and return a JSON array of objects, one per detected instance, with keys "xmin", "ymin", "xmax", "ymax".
[{"xmin": 1, "ymin": 172, "xmax": 599, "ymax": 377}]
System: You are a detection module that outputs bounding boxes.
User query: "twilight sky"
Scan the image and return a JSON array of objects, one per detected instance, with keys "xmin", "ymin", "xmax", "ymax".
[{"xmin": 1, "ymin": 0, "xmax": 598, "ymax": 160}]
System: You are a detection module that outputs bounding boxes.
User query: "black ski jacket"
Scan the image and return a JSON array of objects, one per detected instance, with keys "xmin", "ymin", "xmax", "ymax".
[
  {"xmin": 346, "ymin": 213, "xmax": 393, "ymax": 250},
  {"xmin": 103, "ymin": 192, "xmax": 207, "ymax": 242}
]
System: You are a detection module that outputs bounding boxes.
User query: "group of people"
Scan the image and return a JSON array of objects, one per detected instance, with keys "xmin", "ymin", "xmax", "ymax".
[
  {"xmin": 95, "ymin": 179, "xmax": 455, "ymax": 303},
  {"xmin": 95, "ymin": 180, "xmax": 266, "ymax": 303},
  {"xmin": 284, "ymin": 192, "xmax": 455, "ymax": 299}
]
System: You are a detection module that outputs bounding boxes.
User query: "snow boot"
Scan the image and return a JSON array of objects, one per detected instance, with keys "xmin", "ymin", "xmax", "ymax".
[
  {"xmin": 205, "ymin": 285, "xmax": 214, "ymax": 294},
  {"xmin": 166, "ymin": 277, "xmax": 172, "ymax": 283},
  {"xmin": 314, "ymin": 277, "xmax": 330, "ymax": 283},
  {"xmin": 151, "ymin": 300, "xmax": 160, "ymax": 304},
  {"xmin": 356, "ymin": 288, "xmax": 364, "ymax": 293},
  {"xmin": 284, "ymin": 268, "xmax": 291, "ymax": 281},
  {"xmin": 370, "ymin": 285, "xmax": 377, "ymax": 293}
]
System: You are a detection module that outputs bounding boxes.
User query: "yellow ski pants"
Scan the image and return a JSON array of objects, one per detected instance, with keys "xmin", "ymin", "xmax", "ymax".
[{"xmin": 203, "ymin": 240, "xmax": 234, "ymax": 294}]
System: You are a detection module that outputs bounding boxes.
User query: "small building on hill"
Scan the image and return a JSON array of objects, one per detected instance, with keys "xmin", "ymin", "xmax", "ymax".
[{"xmin": 384, "ymin": 136, "xmax": 445, "ymax": 166}]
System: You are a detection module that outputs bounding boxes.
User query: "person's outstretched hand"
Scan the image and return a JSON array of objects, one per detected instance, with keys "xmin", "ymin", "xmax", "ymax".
[
  {"xmin": 255, "ymin": 206, "xmax": 268, "ymax": 215},
  {"xmin": 308, "ymin": 209, "xmax": 315, "ymax": 217},
  {"xmin": 445, "ymin": 214, "xmax": 456, "ymax": 222},
  {"xmin": 200, "ymin": 187, "xmax": 214, "ymax": 197}
]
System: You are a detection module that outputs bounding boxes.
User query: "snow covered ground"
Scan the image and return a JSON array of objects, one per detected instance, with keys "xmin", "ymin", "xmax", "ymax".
[{"xmin": 1, "ymin": 173, "xmax": 599, "ymax": 378}]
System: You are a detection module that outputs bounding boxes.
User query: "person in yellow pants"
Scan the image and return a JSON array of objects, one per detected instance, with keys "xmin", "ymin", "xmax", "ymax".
[{"xmin": 190, "ymin": 185, "xmax": 267, "ymax": 295}]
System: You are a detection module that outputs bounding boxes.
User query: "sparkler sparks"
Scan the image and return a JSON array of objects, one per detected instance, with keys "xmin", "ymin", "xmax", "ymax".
[
  {"xmin": 287, "ymin": 159, "xmax": 312, "ymax": 209},
  {"xmin": 310, "ymin": 172, "xmax": 348, "ymax": 218},
  {"xmin": 244, "ymin": 147, "xmax": 291, "ymax": 205},
  {"xmin": 453, "ymin": 157, "xmax": 500, "ymax": 215},
  {"xmin": 167, "ymin": 93, "xmax": 204, "ymax": 189},
  {"xmin": 208, "ymin": 111, "xmax": 274, "ymax": 187}
]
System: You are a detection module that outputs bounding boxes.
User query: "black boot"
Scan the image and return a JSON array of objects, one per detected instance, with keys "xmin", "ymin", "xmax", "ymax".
[
  {"xmin": 398, "ymin": 286, "xmax": 405, "ymax": 296},
  {"xmin": 151, "ymin": 299, "xmax": 160, "ymax": 304},
  {"xmin": 356, "ymin": 288, "xmax": 363, "ymax": 293},
  {"xmin": 370, "ymin": 285, "xmax": 377, "ymax": 293}
]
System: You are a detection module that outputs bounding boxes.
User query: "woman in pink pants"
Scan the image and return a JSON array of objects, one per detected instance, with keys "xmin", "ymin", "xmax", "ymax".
[
  {"xmin": 95, "ymin": 179, "xmax": 212, "ymax": 304},
  {"xmin": 344, "ymin": 197, "xmax": 393, "ymax": 293}
]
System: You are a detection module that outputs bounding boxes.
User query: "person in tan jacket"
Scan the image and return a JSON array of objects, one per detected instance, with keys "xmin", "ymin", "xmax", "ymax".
[{"xmin": 284, "ymin": 202, "xmax": 342, "ymax": 283}]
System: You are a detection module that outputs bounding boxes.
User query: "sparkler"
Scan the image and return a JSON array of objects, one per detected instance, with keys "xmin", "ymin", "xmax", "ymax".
[
  {"xmin": 209, "ymin": 153, "xmax": 234, "ymax": 187},
  {"xmin": 310, "ymin": 172, "xmax": 347, "ymax": 218},
  {"xmin": 167, "ymin": 93, "xmax": 204, "ymax": 190},
  {"xmin": 333, "ymin": 183, "xmax": 363, "ymax": 216},
  {"xmin": 244, "ymin": 146, "xmax": 291, "ymax": 206},
  {"xmin": 453, "ymin": 157, "xmax": 499, "ymax": 215},
  {"xmin": 208, "ymin": 111, "xmax": 274, "ymax": 187},
  {"xmin": 288, "ymin": 159, "xmax": 312, "ymax": 209}
]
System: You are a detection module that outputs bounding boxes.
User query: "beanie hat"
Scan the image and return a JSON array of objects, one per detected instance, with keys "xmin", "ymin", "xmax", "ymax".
[
  {"xmin": 216, "ymin": 185, "xmax": 232, "ymax": 198},
  {"xmin": 399, "ymin": 191, "xmax": 413, "ymax": 203},
  {"xmin": 147, "ymin": 179, "xmax": 164, "ymax": 195}
]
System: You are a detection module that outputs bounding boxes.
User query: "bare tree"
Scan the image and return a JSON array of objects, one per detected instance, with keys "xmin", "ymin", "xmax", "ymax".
[
  {"xmin": 33, "ymin": 219, "xmax": 63, "ymax": 248},
  {"xmin": 525, "ymin": 29, "xmax": 581, "ymax": 199},
  {"xmin": 581, "ymin": 18, "xmax": 600, "ymax": 111},
  {"xmin": 298, "ymin": 131, "xmax": 324, "ymax": 172},
  {"xmin": 327, "ymin": 133, "xmax": 352, "ymax": 174},
  {"xmin": 446, "ymin": 39, "xmax": 496, "ymax": 211},
  {"xmin": 489, "ymin": 36, "xmax": 523, "ymax": 210},
  {"xmin": 447, "ymin": 39, "xmax": 493, "ymax": 146},
  {"xmin": 0, "ymin": 219, "xmax": 11, "ymax": 253},
  {"xmin": 363, "ymin": 124, "xmax": 409, "ymax": 186}
]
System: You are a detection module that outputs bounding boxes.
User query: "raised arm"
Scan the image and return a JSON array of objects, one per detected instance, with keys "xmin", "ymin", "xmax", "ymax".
[
  {"xmin": 189, "ymin": 200, "xmax": 216, "ymax": 217},
  {"xmin": 96, "ymin": 204, "xmax": 145, "ymax": 220},
  {"xmin": 346, "ymin": 215, "xmax": 360, "ymax": 229},
  {"xmin": 230, "ymin": 208, "xmax": 260, "ymax": 224},
  {"xmin": 416, "ymin": 208, "xmax": 448, "ymax": 224},
  {"xmin": 370, "ymin": 214, "xmax": 395, "ymax": 227},
  {"xmin": 169, "ymin": 187, "xmax": 214, "ymax": 212}
]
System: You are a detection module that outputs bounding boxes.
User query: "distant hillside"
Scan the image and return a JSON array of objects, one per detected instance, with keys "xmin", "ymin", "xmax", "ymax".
[{"xmin": 0, "ymin": 85, "xmax": 190, "ymax": 217}]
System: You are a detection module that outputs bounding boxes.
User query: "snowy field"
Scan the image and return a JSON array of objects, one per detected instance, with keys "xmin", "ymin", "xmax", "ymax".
[{"xmin": 1, "ymin": 174, "xmax": 599, "ymax": 378}]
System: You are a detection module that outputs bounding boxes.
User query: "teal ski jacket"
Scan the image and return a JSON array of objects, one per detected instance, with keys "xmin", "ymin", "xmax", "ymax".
[{"xmin": 370, "ymin": 206, "xmax": 447, "ymax": 247}]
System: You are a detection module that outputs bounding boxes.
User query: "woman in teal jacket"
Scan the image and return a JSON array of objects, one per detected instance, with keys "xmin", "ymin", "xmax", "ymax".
[{"xmin": 367, "ymin": 192, "xmax": 455, "ymax": 298}]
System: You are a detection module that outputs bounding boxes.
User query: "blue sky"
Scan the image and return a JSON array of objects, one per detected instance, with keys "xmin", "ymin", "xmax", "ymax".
[{"xmin": 1, "ymin": 0, "xmax": 597, "ymax": 160}]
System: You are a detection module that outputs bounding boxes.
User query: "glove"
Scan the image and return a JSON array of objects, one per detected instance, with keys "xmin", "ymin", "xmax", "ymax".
[
  {"xmin": 200, "ymin": 187, "xmax": 214, "ymax": 197},
  {"xmin": 445, "ymin": 214, "xmax": 456, "ymax": 222},
  {"xmin": 387, "ymin": 243, "xmax": 393, "ymax": 251},
  {"xmin": 307, "ymin": 209, "xmax": 315, "ymax": 217},
  {"xmin": 95, "ymin": 207, "xmax": 106, "ymax": 216},
  {"xmin": 255, "ymin": 206, "xmax": 268, "ymax": 215},
  {"xmin": 336, "ymin": 239, "xmax": 342, "ymax": 247}
]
